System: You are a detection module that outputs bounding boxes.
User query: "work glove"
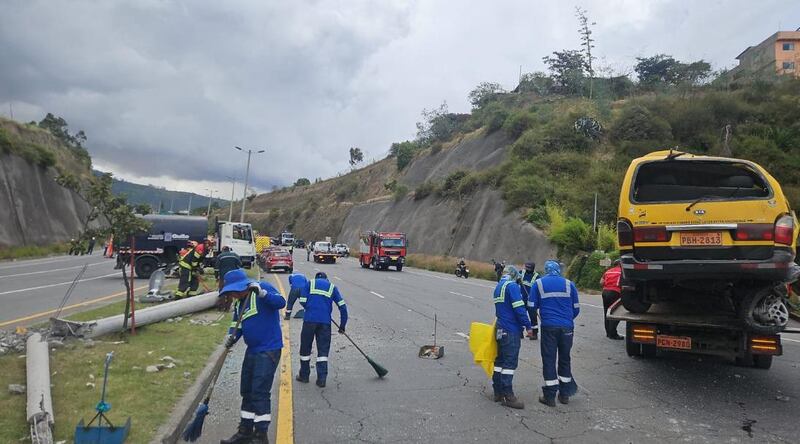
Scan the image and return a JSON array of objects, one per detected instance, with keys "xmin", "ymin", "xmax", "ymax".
[
  {"xmin": 224, "ymin": 334, "xmax": 237, "ymax": 349},
  {"xmin": 338, "ymin": 326, "xmax": 346, "ymax": 334},
  {"xmin": 248, "ymin": 281, "xmax": 267, "ymax": 298},
  {"xmin": 525, "ymin": 328, "xmax": 534, "ymax": 338},
  {"xmin": 284, "ymin": 311, "xmax": 292, "ymax": 320}
]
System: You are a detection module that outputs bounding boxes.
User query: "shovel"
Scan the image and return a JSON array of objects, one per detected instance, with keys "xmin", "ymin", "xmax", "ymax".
[
  {"xmin": 418, "ymin": 314, "xmax": 445, "ymax": 359},
  {"xmin": 74, "ymin": 352, "xmax": 131, "ymax": 444}
]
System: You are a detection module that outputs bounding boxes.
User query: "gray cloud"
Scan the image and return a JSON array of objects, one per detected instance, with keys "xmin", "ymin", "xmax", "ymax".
[{"xmin": 1, "ymin": 0, "xmax": 798, "ymax": 193}]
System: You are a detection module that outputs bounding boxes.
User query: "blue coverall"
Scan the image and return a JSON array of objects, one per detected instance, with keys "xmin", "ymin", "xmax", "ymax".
[
  {"xmin": 285, "ymin": 272, "xmax": 309, "ymax": 317},
  {"xmin": 520, "ymin": 270, "xmax": 540, "ymax": 332},
  {"xmin": 492, "ymin": 277, "xmax": 532, "ymax": 397},
  {"xmin": 530, "ymin": 261, "xmax": 580, "ymax": 401},
  {"xmin": 298, "ymin": 278, "xmax": 348, "ymax": 382},
  {"xmin": 228, "ymin": 282, "xmax": 286, "ymax": 432}
]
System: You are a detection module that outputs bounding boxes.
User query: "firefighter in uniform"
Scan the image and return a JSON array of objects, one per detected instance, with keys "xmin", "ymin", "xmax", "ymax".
[
  {"xmin": 175, "ymin": 240, "xmax": 206, "ymax": 299},
  {"xmin": 520, "ymin": 262, "xmax": 540, "ymax": 340},
  {"xmin": 530, "ymin": 260, "xmax": 580, "ymax": 407},
  {"xmin": 219, "ymin": 269, "xmax": 286, "ymax": 444},
  {"xmin": 492, "ymin": 265, "xmax": 533, "ymax": 409},
  {"xmin": 296, "ymin": 272, "xmax": 348, "ymax": 387},
  {"xmin": 284, "ymin": 272, "xmax": 309, "ymax": 320}
]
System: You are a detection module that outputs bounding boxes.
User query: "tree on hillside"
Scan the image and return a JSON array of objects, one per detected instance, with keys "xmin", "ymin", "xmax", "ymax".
[
  {"xmin": 575, "ymin": 7, "xmax": 596, "ymax": 98},
  {"xmin": 518, "ymin": 72, "xmax": 555, "ymax": 96},
  {"xmin": 134, "ymin": 203, "xmax": 152, "ymax": 215},
  {"xmin": 294, "ymin": 177, "xmax": 311, "ymax": 186},
  {"xmin": 414, "ymin": 101, "xmax": 467, "ymax": 146},
  {"xmin": 468, "ymin": 82, "xmax": 506, "ymax": 109},
  {"xmin": 543, "ymin": 50, "xmax": 586, "ymax": 95},
  {"xmin": 390, "ymin": 141, "xmax": 418, "ymax": 170},
  {"xmin": 37, "ymin": 113, "xmax": 91, "ymax": 167},
  {"xmin": 348, "ymin": 147, "xmax": 364, "ymax": 168},
  {"xmin": 635, "ymin": 55, "xmax": 711, "ymax": 90}
]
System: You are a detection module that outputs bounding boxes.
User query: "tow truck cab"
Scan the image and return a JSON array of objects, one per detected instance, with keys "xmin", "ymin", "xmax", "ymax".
[{"xmin": 213, "ymin": 221, "xmax": 256, "ymax": 269}]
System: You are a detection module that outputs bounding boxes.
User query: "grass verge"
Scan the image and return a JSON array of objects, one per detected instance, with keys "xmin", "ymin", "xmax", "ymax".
[
  {"xmin": 0, "ymin": 300, "xmax": 228, "ymax": 443},
  {"xmin": 405, "ymin": 253, "xmax": 497, "ymax": 281},
  {"xmin": 0, "ymin": 243, "xmax": 69, "ymax": 261}
]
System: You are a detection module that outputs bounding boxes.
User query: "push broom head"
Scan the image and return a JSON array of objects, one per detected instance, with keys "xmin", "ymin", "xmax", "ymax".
[
  {"xmin": 181, "ymin": 402, "xmax": 209, "ymax": 442},
  {"xmin": 367, "ymin": 357, "xmax": 388, "ymax": 378}
]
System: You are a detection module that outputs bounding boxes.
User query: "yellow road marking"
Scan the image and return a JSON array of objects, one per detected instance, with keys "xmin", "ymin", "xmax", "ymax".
[
  {"xmin": 0, "ymin": 285, "xmax": 147, "ymax": 328},
  {"xmin": 274, "ymin": 275, "xmax": 294, "ymax": 444}
]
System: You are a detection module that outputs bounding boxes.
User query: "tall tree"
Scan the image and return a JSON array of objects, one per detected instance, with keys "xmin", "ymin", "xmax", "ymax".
[
  {"xmin": 467, "ymin": 82, "xmax": 506, "ymax": 109},
  {"xmin": 543, "ymin": 50, "xmax": 586, "ymax": 95},
  {"xmin": 575, "ymin": 7, "xmax": 596, "ymax": 98},
  {"xmin": 348, "ymin": 147, "xmax": 364, "ymax": 168}
]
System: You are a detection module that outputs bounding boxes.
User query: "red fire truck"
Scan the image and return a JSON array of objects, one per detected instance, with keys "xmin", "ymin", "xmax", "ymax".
[{"xmin": 359, "ymin": 231, "xmax": 407, "ymax": 271}]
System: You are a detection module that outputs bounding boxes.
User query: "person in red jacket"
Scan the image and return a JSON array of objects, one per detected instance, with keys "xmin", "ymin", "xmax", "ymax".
[{"xmin": 600, "ymin": 260, "xmax": 624, "ymax": 340}]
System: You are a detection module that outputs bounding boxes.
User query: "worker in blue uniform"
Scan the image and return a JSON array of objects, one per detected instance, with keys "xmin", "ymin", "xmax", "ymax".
[
  {"xmin": 492, "ymin": 265, "xmax": 534, "ymax": 409},
  {"xmin": 296, "ymin": 272, "xmax": 348, "ymax": 388},
  {"xmin": 529, "ymin": 260, "xmax": 580, "ymax": 407},
  {"xmin": 520, "ymin": 262, "xmax": 540, "ymax": 340},
  {"xmin": 284, "ymin": 272, "xmax": 309, "ymax": 320},
  {"xmin": 219, "ymin": 269, "xmax": 286, "ymax": 444}
]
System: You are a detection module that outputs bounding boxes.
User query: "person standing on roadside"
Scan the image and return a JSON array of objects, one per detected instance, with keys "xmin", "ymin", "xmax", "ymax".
[
  {"xmin": 520, "ymin": 262, "xmax": 540, "ymax": 340},
  {"xmin": 600, "ymin": 259, "xmax": 624, "ymax": 340},
  {"xmin": 215, "ymin": 246, "xmax": 242, "ymax": 292},
  {"xmin": 530, "ymin": 260, "xmax": 580, "ymax": 407},
  {"xmin": 492, "ymin": 265, "xmax": 534, "ymax": 409}
]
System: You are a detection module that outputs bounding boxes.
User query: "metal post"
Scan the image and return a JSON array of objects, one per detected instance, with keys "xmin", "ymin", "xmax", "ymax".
[
  {"xmin": 228, "ymin": 180, "xmax": 236, "ymax": 221},
  {"xmin": 593, "ymin": 192, "xmax": 598, "ymax": 232},
  {"xmin": 206, "ymin": 189, "xmax": 216, "ymax": 217},
  {"xmin": 129, "ymin": 236, "xmax": 136, "ymax": 334},
  {"xmin": 187, "ymin": 195, "xmax": 193, "ymax": 215},
  {"xmin": 241, "ymin": 150, "xmax": 252, "ymax": 222}
]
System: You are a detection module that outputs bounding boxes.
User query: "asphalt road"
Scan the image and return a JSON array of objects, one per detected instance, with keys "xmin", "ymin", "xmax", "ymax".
[
  {"xmin": 201, "ymin": 251, "xmax": 800, "ymax": 444},
  {"xmin": 0, "ymin": 253, "xmax": 142, "ymax": 328}
]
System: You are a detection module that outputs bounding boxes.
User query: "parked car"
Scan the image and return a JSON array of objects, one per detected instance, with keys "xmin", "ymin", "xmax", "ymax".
[
  {"xmin": 265, "ymin": 249, "xmax": 294, "ymax": 273},
  {"xmin": 334, "ymin": 243, "xmax": 350, "ymax": 257},
  {"xmin": 294, "ymin": 239, "xmax": 306, "ymax": 248}
]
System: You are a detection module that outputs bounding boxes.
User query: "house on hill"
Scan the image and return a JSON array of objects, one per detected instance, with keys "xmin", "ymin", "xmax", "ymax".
[{"xmin": 730, "ymin": 29, "xmax": 800, "ymax": 80}]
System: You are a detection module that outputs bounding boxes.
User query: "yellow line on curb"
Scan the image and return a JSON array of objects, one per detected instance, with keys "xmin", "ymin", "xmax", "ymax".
[
  {"xmin": 0, "ymin": 285, "xmax": 147, "ymax": 328},
  {"xmin": 274, "ymin": 275, "xmax": 294, "ymax": 444}
]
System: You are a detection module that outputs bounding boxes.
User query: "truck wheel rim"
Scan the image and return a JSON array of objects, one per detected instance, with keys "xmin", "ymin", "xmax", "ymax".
[{"xmin": 755, "ymin": 293, "xmax": 789, "ymax": 327}]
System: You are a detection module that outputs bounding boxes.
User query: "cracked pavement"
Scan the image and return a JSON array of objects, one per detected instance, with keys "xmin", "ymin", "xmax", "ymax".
[{"xmin": 204, "ymin": 252, "xmax": 800, "ymax": 443}]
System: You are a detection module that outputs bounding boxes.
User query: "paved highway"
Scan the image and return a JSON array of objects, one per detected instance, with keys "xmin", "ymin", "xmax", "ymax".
[
  {"xmin": 0, "ymin": 253, "xmax": 145, "ymax": 328},
  {"xmin": 203, "ymin": 251, "xmax": 800, "ymax": 443}
]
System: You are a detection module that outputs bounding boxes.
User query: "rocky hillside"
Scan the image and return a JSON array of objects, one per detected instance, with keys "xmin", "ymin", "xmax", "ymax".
[
  {"xmin": 0, "ymin": 118, "xmax": 93, "ymax": 248},
  {"xmin": 239, "ymin": 127, "xmax": 556, "ymax": 265}
]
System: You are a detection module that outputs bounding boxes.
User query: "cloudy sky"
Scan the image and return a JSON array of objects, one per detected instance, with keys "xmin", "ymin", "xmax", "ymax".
[{"xmin": 1, "ymin": 0, "xmax": 798, "ymax": 198}]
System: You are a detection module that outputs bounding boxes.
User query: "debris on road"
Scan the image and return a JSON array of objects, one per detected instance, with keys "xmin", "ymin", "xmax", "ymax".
[
  {"xmin": 8, "ymin": 384, "xmax": 26, "ymax": 395},
  {"xmin": 146, "ymin": 365, "xmax": 160, "ymax": 373}
]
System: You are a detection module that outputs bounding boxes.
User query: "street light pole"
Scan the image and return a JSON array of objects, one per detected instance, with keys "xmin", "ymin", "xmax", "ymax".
[
  {"xmin": 205, "ymin": 188, "xmax": 217, "ymax": 217},
  {"xmin": 235, "ymin": 146, "xmax": 265, "ymax": 223},
  {"xmin": 226, "ymin": 176, "xmax": 238, "ymax": 222}
]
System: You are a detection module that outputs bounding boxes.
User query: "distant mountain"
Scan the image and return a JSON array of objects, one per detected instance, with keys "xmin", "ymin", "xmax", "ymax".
[{"xmin": 93, "ymin": 170, "xmax": 229, "ymax": 214}]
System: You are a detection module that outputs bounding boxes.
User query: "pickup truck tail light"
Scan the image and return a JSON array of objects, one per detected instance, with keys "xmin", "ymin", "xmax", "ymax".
[
  {"xmin": 750, "ymin": 336, "xmax": 781, "ymax": 355},
  {"xmin": 633, "ymin": 226, "xmax": 669, "ymax": 243},
  {"xmin": 774, "ymin": 215, "xmax": 795, "ymax": 246},
  {"xmin": 735, "ymin": 224, "xmax": 774, "ymax": 241},
  {"xmin": 617, "ymin": 219, "xmax": 634, "ymax": 247}
]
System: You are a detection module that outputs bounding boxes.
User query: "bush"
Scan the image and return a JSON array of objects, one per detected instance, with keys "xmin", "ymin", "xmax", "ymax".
[
  {"xmin": 566, "ymin": 250, "xmax": 609, "ymax": 290},
  {"xmin": 609, "ymin": 104, "xmax": 672, "ymax": 142},
  {"xmin": 390, "ymin": 141, "xmax": 419, "ymax": 170},
  {"xmin": 596, "ymin": 223, "xmax": 617, "ymax": 252},
  {"xmin": 545, "ymin": 202, "xmax": 567, "ymax": 233},
  {"xmin": 393, "ymin": 184, "xmax": 409, "ymax": 202},
  {"xmin": 438, "ymin": 170, "xmax": 468, "ymax": 198},
  {"xmin": 549, "ymin": 217, "xmax": 595, "ymax": 256},
  {"xmin": 503, "ymin": 110, "xmax": 536, "ymax": 139},
  {"xmin": 414, "ymin": 181, "xmax": 438, "ymax": 200},
  {"xmin": 0, "ymin": 128, "xmax": 12, "ymax": 154},
  {"xmin": 525, "ymin": 205, "xmax": 548, "ymax": 228},
  {"xmin": 334, "ymin": 178, "xmax": 359, "ymax": 201}
]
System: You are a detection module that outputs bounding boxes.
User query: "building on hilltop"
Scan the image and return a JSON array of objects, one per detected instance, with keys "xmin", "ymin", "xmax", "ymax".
[{"xmin": 730, "ymin": 29, "xmax": 800, "ymax": 81}]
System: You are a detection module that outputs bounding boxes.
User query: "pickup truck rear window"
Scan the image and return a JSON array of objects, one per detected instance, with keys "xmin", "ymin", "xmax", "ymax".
[{"xmin": 632, "ymin": 160, "xmax": 771, "ymax": 203}]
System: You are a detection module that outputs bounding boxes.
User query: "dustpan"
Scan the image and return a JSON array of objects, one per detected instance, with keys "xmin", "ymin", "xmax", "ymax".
[
  {"xmin": 74, "ymin": 352, "xmax": 131, "ymax": 444},
  {"xmin": 418, "ymin": 314, "xmax": 444, "ymax": 359}
]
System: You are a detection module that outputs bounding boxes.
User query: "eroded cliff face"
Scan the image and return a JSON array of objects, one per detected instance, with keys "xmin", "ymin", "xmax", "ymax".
[{"xmin": 242, "ymin": 127, "xmax": 555, "ymax": 263}]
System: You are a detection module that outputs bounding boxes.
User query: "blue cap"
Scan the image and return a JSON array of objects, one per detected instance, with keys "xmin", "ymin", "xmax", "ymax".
[
  {"xmin": 220, "ymin": 269, "xmax": 251, "ymax": 296},
  {"xmin": 315, "ymin": 271, "xmax": 328, "ymax": 280}
]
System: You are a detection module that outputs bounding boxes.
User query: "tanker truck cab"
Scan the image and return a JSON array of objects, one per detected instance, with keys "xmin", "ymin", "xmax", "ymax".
[{"xmin": 216, "ymin": 221, "xmax": 256, "ymax": 269}]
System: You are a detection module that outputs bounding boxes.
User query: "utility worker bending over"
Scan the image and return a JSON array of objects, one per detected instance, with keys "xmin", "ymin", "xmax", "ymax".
[
  {"xmin": 296, "ymin": 272, "xmax": 348, "ymax": 387},
  {"xmin": 284, "ymin": 271, "xmax": 309, "ymax": 320},
  {"xmin": 492, "ymin": 265, "xmax": 534, "ymax": 409},
  {"xmin": 600, "ymin": 259, "xmax": 624, "ymax": 340},
  {"xmin": 520, "ymin": 262, "xmax": 540, "ymax": 340},
  {"xmin": 219, "ymin": 269, "xmax": 286, "ymax": 444},
  {"xmin": 530, "ymin": 260, "xmax": 580, "ymax": 407},
  {"xmin": 175, "ymin": 240, "xmax": 206, "ymax": 299}
]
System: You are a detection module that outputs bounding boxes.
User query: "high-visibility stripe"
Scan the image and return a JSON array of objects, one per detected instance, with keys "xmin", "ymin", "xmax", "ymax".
[
  {"xmin": 511, "ymin": 300, "xmax": 525, "ymax": 308},
  {"xmin": 299, "ymin": 355, "xmax": 311, "ymax": 361},
  {"xmin": 493, "ymin": 367, "xmax": 502, "ymax": 372},
  {"xmin": 316, "ymin": 356, "xmax": 328, "ymax": 362},
  {"xmin": 544, "ymin": 379, "xmax": 559, "ymax": 386},
  {"xmin": 240, "ymin": 292, "xmax": 259, "ymax": 322},
  {"xmin": 241, "ymin": 411, "xmax": 255, "ymax": 419},
  {"xmin": 298, "ymin": 297, "xmax": 307, "ymax": 303},
  {"xmin": 558, "ymin": 375, "xmax": 572, "ymax": 383},
  {"xmin": 254, "ymin": 414, "xmax": 271, "ymax": 422},
  {"xmin": 494, "ymin": 281, "xmax": 511, "ymax": 304},
  {"xmin": 573, "ymin": 303, "xmax": 580, "ymax": 308},
  {"xmin": 337, "ymin": 300, "xmax": 346, "ymax": 307},
  {"xmin": 309, "ymin": 280, "xmax": 334, "ymax": 298},
  {"xmin": 501, "ymin": 369, "xmax": 515, "ymax": 375},
  {"xmin": 541, "ymin": 292, "xmax": 570, "ymax": 299},
  {"xmin": 229, "ymin": 321, "xmax": 239, "ymax": 328}
]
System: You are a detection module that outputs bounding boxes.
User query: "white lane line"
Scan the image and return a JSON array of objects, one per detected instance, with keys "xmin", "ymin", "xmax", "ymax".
[
  {"xmin": 449, "ymin": 291, "xmax": 475, "ymax": 299},
  {"xmin": 405, "ymin": 269, "xmax": 494, "ymax": 289},
  {"xmin": 0, "ymin": 261, "xmax": 106, "ymax": 279},
  {"xmin": 783, "ymin": 337, "xmax": 800, "ymax": 344},
  {"xmin": 314, "ymin": 267, "xmax": 320, "ymax": 272},
  {"xmin": 580, "ymin": 302, "xmax": 602, "ymax": 309},
  {"xmin": 0, "ymin": 272, "xmax": 119, "ymax": 296},
  {"xmin": 334, "ymin": 277, "xmax": 342, "ymax": 281},
  {"xmin": 0, "ymin": 255, "xmax": 96, "ymax": 271},
  {"xmin": 369, "ymin": 291, "xmax": 385, "ymax": 299},
  {"xmin": 386, "ymin": 276, "xmax": 401, "ymax": 281},
  {"xmin": 456, "ymin": 332, "xmax": 470, "ymax": 339}
]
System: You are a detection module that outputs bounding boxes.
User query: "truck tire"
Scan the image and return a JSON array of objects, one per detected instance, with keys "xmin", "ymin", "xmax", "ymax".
[
  {"xmin": 641, "ymin": 344, "xmax": 657, "ymax": 359},
  {"xmin": 396, "ymin": 264, "xmax": 403, "ymax": 272},
  {"xmin": 134, "ymin": 256, "xmax": 159, "ymax": 279},
  {"xmin": 360, "ymin": 260, "xmax": 369, "ymax": 269},
  {"xmin": 752, "ymin": 354, "xmax": 773, "ymax": 370},
  {"xmin": 739, "ymin": 286, "xmax": 789, "ymax": 335},
  {"xmin": 621, "ymin": 288, "xmax": 651, "ymax": 314},
  {"xmin": 625, "ymin": 337, "xmax": 641, "ymax": 357}
]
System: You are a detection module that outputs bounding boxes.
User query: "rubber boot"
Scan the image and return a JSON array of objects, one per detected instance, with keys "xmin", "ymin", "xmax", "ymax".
[
  {"xmin": 538, "ymin": 396, "xmax": 556, "ymax": 407},
  {"xmin": 493, "ymin": 394, "xmax": 503, "ymax": 402},
  {"xmin": 558, "ymin": 395, "xmax": 570, "ymax": 405},
  {"xmin": 250, "ymin": 429, "xmax": 269, "ymax": 444},
  {"xmin": 316, "ymin": 379, "xmax": 326, "ymax": 388},
  {"xmin": 220, "ymin": 425, "xmax": 252, "ymax": 444},
  {"xmin": 501, "ymin": 394, "xmax": 524, "ymax": 409}
]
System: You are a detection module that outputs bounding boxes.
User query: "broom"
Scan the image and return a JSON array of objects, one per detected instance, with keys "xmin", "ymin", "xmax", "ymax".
[
  {"xmin": 182, "ymin": 316, "xmax": 241, "ymax": 442},
  {"xmin": 332, "ymin": 319, "xmax": 388, "ymax": 378}
]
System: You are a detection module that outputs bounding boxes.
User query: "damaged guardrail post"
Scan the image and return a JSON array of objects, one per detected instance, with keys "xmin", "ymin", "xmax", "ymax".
[
  {"xmin": 50, "ymin": 292, "xmax": 220, "ymax": 339},
  {"xmin": 27, "ymin": 333, "xmax": 54, "ymax": 444}
]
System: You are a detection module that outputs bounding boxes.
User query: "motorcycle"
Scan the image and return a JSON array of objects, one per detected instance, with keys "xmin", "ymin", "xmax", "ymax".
[{"xmin": 455, "ymin": 263, "xmax": 470, "ymax": 279}]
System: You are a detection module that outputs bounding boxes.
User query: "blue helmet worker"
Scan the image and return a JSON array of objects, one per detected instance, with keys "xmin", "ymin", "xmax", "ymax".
[
  {"xmin": 219, "ymin": 268, "xmax": 286, "ymax": 444},
  {"xmin": 492, "ymin": 265, "xmax": 534, "ymax": 409},
  {"xmin": 296, "ymin": 271, "xmax": 348, "ymax": 387},
  {"xmin": 284, "ymin": 272, "xmax": 309, "ymax": 320},
  {"xmin": 520, "ymin": 262, "xmax": 540, "ymax": 340},
  {"xmin": 530, "ymin": 260, "xmax": 580, "ymax": 407}
]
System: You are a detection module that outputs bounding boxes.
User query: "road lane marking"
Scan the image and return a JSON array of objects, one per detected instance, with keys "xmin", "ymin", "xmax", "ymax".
[
  {"xmin": 456, "ymin": 332, "xmax": 470, "ymax": 339},
  {"xmin": 314, "ymin": 267, "xmax": 320, "ymax": 271},
  {"xmin": 405, "ymin": 269, "xmax": 494, "ymax": 289},
  {"xmin": 0, "ymin": 272, "xmax": 119, "ymax": 296},
  {"xmin": 273, "ymin": 275, "xmax": 294, "ymax": 444},
  {"xmin": 783, "ymin": 337, "xmax": 800, "ymax": 344},
  {"xmin": 0, "ymin": 255, "xmax": 96, "ymax": 270},
  {"xmin": 334, "ymin": 276, "xmax": 342, "ymax": 281},
  {"xmin": 0, "ymin": 261, "xmax": 107, "ymax": 279},
  {"xmin": 386, "ymin": 276, "xmax": 401, "ymax": 281},
  {"xmin": 580, "ymin": 302, "xmax": 602, "ymax": 309},
  {"xmin": 0, "ymin": 284, "xmax": 147, "ymax": 327},
  {"xmin": 370, "ymin": 291, "xmax": 385, "ymax": 299},
  {"xmin": 449, "ymin": 291, "xmax": 474, "ymax": 299}
]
